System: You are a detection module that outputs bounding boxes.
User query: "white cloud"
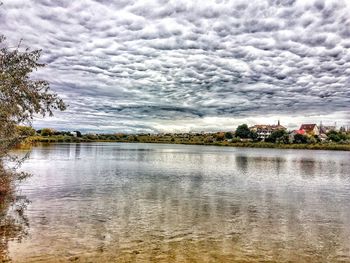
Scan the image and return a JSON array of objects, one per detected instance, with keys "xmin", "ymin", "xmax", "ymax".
[{"xmin": 1, "ymin": 0, "xmax": 350, "ymax": 132}]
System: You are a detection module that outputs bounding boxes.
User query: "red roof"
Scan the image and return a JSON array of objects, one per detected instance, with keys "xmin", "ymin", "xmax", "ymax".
[
  {"xmin": 295, "ymin": 129, "xmax": 306, "ymax": 135},
  {"xmin": 299, "ymin": 124, "xmax": 317, "ymax": 132}
]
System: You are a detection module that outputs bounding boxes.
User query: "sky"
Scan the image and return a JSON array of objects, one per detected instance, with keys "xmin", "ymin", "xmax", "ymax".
[{"xmin": 1, "ymin": 0, "xmax": 350, "ymax": 133}]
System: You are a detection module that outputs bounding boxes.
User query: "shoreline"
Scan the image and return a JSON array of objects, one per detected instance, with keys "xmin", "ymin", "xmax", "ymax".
[{"xmin": 23, "ymin": 136, "xmax": 350, "ymax": 152}]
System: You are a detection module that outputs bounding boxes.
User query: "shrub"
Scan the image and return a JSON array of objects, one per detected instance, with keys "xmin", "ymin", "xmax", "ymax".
[{"xmin": 41, "ymin": 128, "xmax": 54, "ymax": 137}]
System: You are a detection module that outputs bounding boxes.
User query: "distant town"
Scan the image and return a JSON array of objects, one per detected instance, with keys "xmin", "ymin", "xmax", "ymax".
[{"xmin": 16, "ymin": 121, "xmax": 350, "ymax": 151}]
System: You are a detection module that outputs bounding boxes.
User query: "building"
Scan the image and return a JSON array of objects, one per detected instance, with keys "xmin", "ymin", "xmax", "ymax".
[
  {"xmin": 249, "ymin": 121, "xmax": 286, "ymax": 141},
  {"xmin": 69, "ymin": 131, "xmax": 77, "ymax": 137},
  {"xmin": 319, "ymin": 122, "xmax": 336, "ymax": 134},
  {"xmin": 291, "ymin": 129, "xmax": 306, "ymax": 136},
  {"xmin": 299, "ymin": 124, "xmax": 319, "ymax": 136},
  {"xmin": 289, "ymin": 129, "xmax": 306, "ymax": 142}
]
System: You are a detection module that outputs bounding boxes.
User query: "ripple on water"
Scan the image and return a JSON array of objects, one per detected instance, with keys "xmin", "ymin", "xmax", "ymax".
[{"xmin": 6, "ymin": 143, "xmax": 350, "ymax": 262}]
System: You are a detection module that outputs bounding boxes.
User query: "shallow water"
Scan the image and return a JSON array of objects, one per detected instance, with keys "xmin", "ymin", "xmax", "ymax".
[{"xmin": 6, "ymin": 143, "xmax": 350, "ymax": 262}]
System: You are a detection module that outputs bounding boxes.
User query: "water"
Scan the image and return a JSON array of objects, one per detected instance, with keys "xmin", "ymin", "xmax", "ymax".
[{"xmin": 6, "ymin": 143, "xmax": 350, "ymax": 262}]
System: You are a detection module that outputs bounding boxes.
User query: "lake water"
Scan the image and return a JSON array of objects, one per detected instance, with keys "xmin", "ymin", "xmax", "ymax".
[{"xmin": 6, "ymin": 143, "xmax": 350, "ymax": 262}]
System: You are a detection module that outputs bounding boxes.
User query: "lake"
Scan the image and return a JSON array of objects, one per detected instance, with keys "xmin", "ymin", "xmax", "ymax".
[{"xmin": 6, "ymin": 143, "xmax": 350, "ymax": 262}]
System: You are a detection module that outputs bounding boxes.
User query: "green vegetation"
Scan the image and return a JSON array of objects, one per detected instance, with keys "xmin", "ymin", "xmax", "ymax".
[
  {"xmin": 265, "ymin": 130, "xmax": 288, "ymax": 143},
  {"xmin": 327, "ymin": 130, "xmax": 348, "ymax": 142},
  {"xmin": 293, "ymin": 134, "xmax": 308, "ymax": 144},
  {"xmin": 235, "ymin": 124, "xmax": 259, "ymax": 140},
  {"xmin": 29, "ymin": 130, "xmax": 350, "ymax": 152},
  {"xmin": 0, "ymin": 34, "xmax": 66, "ymax": 196},
  {"xmin": 40, "ymin": 128, "xmax": 54, "ymax": 137},
  {"xmin": 0, "ymin": 32, "xmax": 66, "ymax": 261},
  {"xmin": 235, "ymin": 124, "xmax": 251, "ymax": 139}
]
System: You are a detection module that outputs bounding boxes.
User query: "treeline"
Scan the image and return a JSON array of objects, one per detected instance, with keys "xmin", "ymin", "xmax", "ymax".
[
  {"xmin": 230, "ymin": 124, "xmax": 350, "ymax": 144},
  {"xmin": 18, "ymin": 123, "xmax": 350, "ymax": 153},
  {"xmin": 27, "ymin": 124, "xmax": 350, "ymax": 148}
]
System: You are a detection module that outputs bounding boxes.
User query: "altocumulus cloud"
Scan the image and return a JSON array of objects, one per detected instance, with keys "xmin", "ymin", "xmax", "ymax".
[{"xmin": 1, "ymin": 0, "xmax": 350, "ymax": 132}]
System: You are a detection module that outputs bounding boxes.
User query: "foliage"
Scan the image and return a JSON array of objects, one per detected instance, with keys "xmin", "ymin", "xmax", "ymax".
[
  {"xmin": 0, "ymin": 34, "xmax": 66, "ymax": 192},
  {"xmin": 215, "ymin": 132, "xmax": 225, "ymax": 141},
  {"xmin": 327, "ymin": 130, "xmax": 347, "ymax": 142},
  {"xmin": 41, "ymin": 128, "xmax": 54, "ymax": 137},
  {"xmin": 235, "ymin": 124, "xmax": 250, "ymax": 139},
  {"xmin": 204, "ymin": 136, "xmax": 214, "ymax": 143},
  {"xmin": 224, "ymin": 132, "xmax": 233, "ymax": 139},
  {"xmin": 307, "ymin": 136, "xmax": 318, "ymax": 144},
  {"xmin": 266, "ymin": 129, "xmax": 287, "ymax": 143},
  {"xmin": 74, "ymin": 131, "xmax": 82, "ymax": 137},
  {"xmin": 16, "ymin": 126, "xmax": 36, "ymax": 137},
  {"xmin": 28, "ymin": 132, "xmax": 350, "ymax": 152},
  {"xmin": 293, "ymin": 133, "xmax": 308, "ymax": 144},
  {"xmin": 249, "ymin": 130, "xmax": 259, "ymax": 141}
]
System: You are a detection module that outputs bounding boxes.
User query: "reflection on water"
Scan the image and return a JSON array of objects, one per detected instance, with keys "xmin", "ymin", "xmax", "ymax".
[
  {"xmin": 0, "ymin": 193, "xmax": 30, "ymax": 262},
  {"xmin": 6, "ymin": 143, "xmax": 350, "ymax": 262}
]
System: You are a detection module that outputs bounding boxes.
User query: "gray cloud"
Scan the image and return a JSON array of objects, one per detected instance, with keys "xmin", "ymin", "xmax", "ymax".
[{"xmin": 1, "ymin": 0, "xmax": 350, "ymax": 132}]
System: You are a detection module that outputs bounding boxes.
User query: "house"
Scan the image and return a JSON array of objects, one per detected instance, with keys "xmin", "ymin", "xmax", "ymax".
[
  {"xmin": 319, "ymin": 124, "xmax": 336, "ymax": 134},
  {"xmin": 290, "ymin": 129, "xmax": 306, "ymax": 136},
  {"xmin": 319, "ymin": 133, "xmax": 328, "ymax": 141},
  {"xmin": 289, "ymin": 129, "xmax": 306, "ymax": 142},
  {"xmin": 249, "ymin": 120, "xmax": 286, "ymax": 141},
  {"xmin": 69, "ymin": 131, "xmax": 78, "ymax": 137},
  {"xmin": 299, "ymin": 124, "xmax": 319, "ymax": 136}
]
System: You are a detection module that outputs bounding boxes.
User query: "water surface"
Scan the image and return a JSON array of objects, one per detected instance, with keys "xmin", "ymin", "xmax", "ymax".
[{"xmin": 7, "ymin": 143, "xmax": 350, "ymax": 262}]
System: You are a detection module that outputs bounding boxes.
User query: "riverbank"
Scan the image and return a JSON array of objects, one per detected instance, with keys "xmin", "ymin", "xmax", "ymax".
[{"xmin": 26, "ymin": 135, "xmax": 350, "ymax": 151}]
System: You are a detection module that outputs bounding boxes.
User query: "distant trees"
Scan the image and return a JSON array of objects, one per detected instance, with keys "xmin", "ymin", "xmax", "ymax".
[
  {"xmin": 327, "ymin": 130, "xmax": 348, "ymax": 142},
  {"xmin": 266, "ymin": 130, "xmax": 288, "ymax": 143},
  {"xmin": 224, "ymin": 132, "xmax": 233, "ymax": 139},
  {"xmin": 249, "ymin": 131, "xmax": 258, "ymax": 141},
  {"xmin": 215, "ymin": 132, "xmax": 225, "ymax": 141},
  {"xmin": 293, "ymin": 134, "xmax": 308, "ymax": 144},
  {"xmin": 41, "ymin": 128, "xmax": 54, "ymax": 137},
  {"xmin": 235, "ymin": 124, "xmax": 251, "ymax": 139},
  {"xmin": 235, "ymin": 124, "xmax": 258, "ymax": 140},
  {"xmin": 74, "ymin": 131, "xmax": 82, "ymax": 138}
]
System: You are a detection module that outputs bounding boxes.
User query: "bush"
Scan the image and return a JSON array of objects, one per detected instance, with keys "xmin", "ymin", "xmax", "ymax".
[
  {"xmin": 224, "ymin": 132, "xmax": 233, "ymax": 139},
  {"xmin": 230, "ymin": 137, "xmax": 241, "ymax": 143},
  {"xmin": 41, "ymin": 128, "xmax": 54, "ymax": 137},
  {"xmin": 327, "ymin": 130, "xmax": 347, "ymax": 142},
  {"xmin": 266, "ymin": 129, "xmax": 287, "ymax": 143},
  {"xmin": 293, "ymin": 134, "xmax": 308, "ymax": 144},
  {"xmin": 249, "ymin": 131, "xmax": 259, "ymax": 141}
]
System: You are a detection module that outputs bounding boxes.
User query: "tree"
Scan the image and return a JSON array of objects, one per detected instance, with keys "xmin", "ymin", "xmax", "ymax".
[
  {"xmin": 215, "ymin": 132, "xmax": 225, "ymax": 141},
  {"xmin": 327, "ymin": 130, "xmax": 347, "ymax": 142},
  {"xmin": 235, "ymin": 124, "xmax": 251, "ymax": 139},
  {"xmin": 1, "ymin": 35, "xmax": 66, "ymax": 191},
  {"xmin": 74, "ymin": 131, "xmax": 82, "ymax": 138},
  {"xmin": 16, "ymin": 126, "xmax": 36, "ymax": 137},
  {"xmin": 307, "ymin": 136, "xmax": 317, "ymax": 144},
  {"xmin": 41, "ymin": 128, "xmax": 54, "ymax": 137},
  {"xmin": 327, "ymin": 133, "xmax": 341, "ymax": 142},
  {"xmin": 293, "ymin": 134, "xmax": 308, "ymax": 144},
  {"xmin": 266, "ymin": 129, "xmax": 287, "ymax": 143},
  {"xmin": 278, "ymin": 134, "xmax": 290, "ymax": 144},
  {"xmin": 224, "ymin": 132, "xmax": 233, "ymax": 139},
  {"xmin": 249, "ymin": 130, "xmax": 259, "ymax": 141}
]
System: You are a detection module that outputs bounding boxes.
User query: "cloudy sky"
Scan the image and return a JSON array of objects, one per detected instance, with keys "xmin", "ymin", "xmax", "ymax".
[{"xmin": 1, "ymin": 0, "xmax": 350, "ymax": 133}]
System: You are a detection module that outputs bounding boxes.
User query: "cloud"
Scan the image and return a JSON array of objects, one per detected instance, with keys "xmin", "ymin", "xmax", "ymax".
[{"xmin": 1, "ymin": 0, "xmax": 350, "ymax": 132}]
